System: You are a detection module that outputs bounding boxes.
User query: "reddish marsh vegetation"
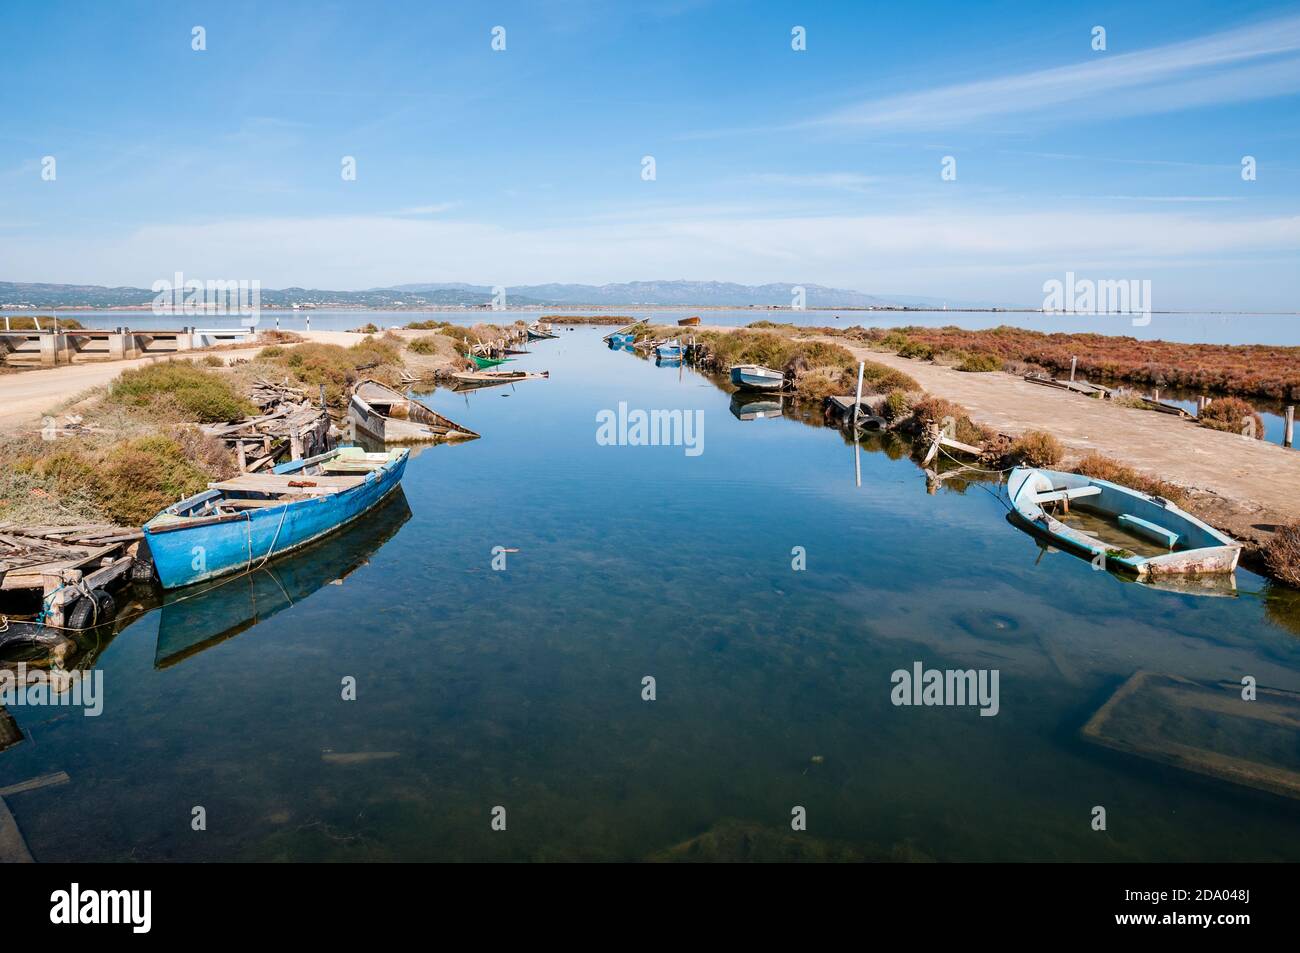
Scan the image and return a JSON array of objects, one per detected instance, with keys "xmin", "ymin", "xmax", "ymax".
[{"xmin": 851, "ymin": 326, "xmax": 1300, "ymax": 402}]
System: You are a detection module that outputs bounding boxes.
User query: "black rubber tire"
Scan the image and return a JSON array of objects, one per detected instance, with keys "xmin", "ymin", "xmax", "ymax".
[
  {"xmin": 129, "ymin": 558, "xmax": 156, "ymax": 583},
  {"xmin": 65, "ymin": 589, "xmax": 116, "ymax": 630}
]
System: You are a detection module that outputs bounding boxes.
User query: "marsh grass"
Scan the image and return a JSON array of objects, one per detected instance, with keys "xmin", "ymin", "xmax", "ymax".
[
  {"xmin": 1005, "ymin": 430, "xmax": 1064, "ymax": 467},
  {"xmin": 1072, "ymin": 452, "xmax": 1187, "ymax": 504},
  {"xmin": 106, "ymin": 360, "xmax": 255, "ymax": 423},
  {"xmin": 6, "ymin": 425, "xmax": 236, "ymax": 525},
  {"xmin": 253, "ymin": 334, "xmax": 405, "ymax": 406},
  {"xmin": 857, "ymin": 325, "xmax": 1300, "ymax": 402},
  {"xmin": 667, "ymin": 327, "xmax": 919, "ymax": 402}
]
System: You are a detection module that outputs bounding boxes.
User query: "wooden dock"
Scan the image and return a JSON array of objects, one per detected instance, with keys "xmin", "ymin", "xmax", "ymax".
[
  {"xmin": 0, "ymin": 524, "xmax": 142, "ymax": 627},
  {"xmin": 1023, "ymin": 373, "xmax": 1111, "ymax": 398}
]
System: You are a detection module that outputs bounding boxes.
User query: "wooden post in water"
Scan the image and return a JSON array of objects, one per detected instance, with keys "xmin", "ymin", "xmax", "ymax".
[
  {"xmin": 853, "ymin": 361, "xmax": 865, "ymax": 431},
  {"xmin": 1286, "ymin": 406, "xmax": 1295, "ymax": 448},
  {"xmin": 1069, "ymin": 356, "xmax": 1077, "ymax": 383}
]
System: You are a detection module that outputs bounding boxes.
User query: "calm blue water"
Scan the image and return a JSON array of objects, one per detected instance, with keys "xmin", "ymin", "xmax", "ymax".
[{"xmin": 1, "ymin": 328, "xmax": 1298, "ymax": 861}]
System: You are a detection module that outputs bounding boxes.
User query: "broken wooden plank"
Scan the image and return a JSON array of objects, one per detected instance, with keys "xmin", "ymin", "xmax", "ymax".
[
  {"xmin": 0, "ymin": 772, "xmax": 70, "ymax": 798},
  {"xmin": 81, "ymin": 555, "xmax": 134, "ymax": 590}
]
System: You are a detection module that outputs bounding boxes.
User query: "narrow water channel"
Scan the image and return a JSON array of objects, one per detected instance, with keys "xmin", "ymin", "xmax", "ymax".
[{"xmin": 2, "ymin": 327, "xmax": 1298, "ymax": 861}]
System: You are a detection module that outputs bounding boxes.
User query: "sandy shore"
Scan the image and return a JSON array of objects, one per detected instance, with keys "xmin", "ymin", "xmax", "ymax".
[{"xmin": 827, "ymin": 340, "xmax": 1300, "ymax": 546}]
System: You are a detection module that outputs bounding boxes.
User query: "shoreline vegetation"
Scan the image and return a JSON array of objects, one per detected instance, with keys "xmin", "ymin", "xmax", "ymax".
[{"xmin": 2, "ymin": 317, "xmax": 1299, "ymax": 588}]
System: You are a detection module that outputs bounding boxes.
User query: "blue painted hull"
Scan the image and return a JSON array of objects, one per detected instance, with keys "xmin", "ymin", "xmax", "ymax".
[
  {"xmin": 655, "ymin": 346, "xmax": 682, "ymax": 359},
  {"xmin": 144, "ymin": 451, "xmax": 409, "ymax": 589}
]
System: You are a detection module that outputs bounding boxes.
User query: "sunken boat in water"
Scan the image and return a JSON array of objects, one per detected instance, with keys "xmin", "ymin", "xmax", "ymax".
[
  {"xmin": 1007, "ymin": 467, "xmax": 1240, "ymax": 577},
  {"xmin": 349, "ymin": 380, "xmax": 479, "ymax": 444}
]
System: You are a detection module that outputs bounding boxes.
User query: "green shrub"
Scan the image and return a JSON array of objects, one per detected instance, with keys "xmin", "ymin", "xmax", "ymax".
[
  {"xmin": 898, "ymin": 340, "xmax": 935, "ymax": 360},
  {"xmin": 407, "ymin": 336, "xmax": 440, "ymax": 355},
  {"xmin": 956, "ymin": 353, "xmax": 1001, "ymax": 373},
  {"xmin": 107, "ymin": 361, "xmax": 255, "ymax": 422}
]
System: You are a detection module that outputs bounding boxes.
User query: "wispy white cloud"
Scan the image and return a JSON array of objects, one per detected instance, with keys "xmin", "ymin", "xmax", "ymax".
[
  {"xmin": 394, "ymin": 203, "xmax": 459, "ymax": 216},
  {"xmin": 7, "ymin": 208, "xmax": 1297, "ymax": 306},
  {"xmin": 812, "ymin": 15, "xmax": 1300, "ymax": 131},
  {"xmin": 748, "ymin": 172, "xmax": 878, "ymax": 193}
]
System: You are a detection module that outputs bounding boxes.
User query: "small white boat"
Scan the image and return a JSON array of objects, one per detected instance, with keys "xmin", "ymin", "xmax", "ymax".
[
  {"xmin": 730, "ymin": 364, "xmax": 783, "ymax": 392},
  {"xmin": 1007, "ymin": 467, "xmax": 1240, "ymax": 577}
]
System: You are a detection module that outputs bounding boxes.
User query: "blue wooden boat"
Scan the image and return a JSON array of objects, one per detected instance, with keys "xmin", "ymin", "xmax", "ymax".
[
  {"xmin": 607, "ymin": 332, "xmax": 635, "ymax": 347},
  {"xmin": 1007, "ymin": 467, "xmax": 1240, "ymax": 577},
  {"xmin": 655, "ymin": 339, "xmax": 683, "ymax": 360},
  {"xmin": 143, "ymin": 447, "xmax": 409, "ymax": 589},
  {"xmin": 730, "ymin": 364, "xmax": 784, "ymax": 391}
]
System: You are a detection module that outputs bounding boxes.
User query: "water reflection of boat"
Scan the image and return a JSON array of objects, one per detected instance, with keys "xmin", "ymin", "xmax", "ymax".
[
  {"xmin": 729, "ymin": 392, "xmax": 784, "ymax": 421},
  {"xmin": 154, "ymin": 491, "xmax": 412, "ymax": 669},
  {"xmin": 349, "ymin": 379, "xmax": 479, "ymax": 444},
  {"xmin": 1007, "ymin": 467, "xmax": 1240, "ymax": 578}
]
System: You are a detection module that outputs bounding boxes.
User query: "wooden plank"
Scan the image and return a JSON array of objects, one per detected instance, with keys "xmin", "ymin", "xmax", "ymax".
[
  {"xmin": 81, "ymin": 555, "xmax": 134, "ymax": 590},
  {"xmin": 939, "ymin": 435, "xmax": 984, "ymax": 456},
  {"xmin": 0, "ymin": 771, "xmax": 70, "ymax": 798}
]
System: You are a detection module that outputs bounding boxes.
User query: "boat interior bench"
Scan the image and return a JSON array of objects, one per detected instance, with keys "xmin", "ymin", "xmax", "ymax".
[
  {"xmin": 1118, "ymin": 513, "xmax": 1180, "ymax": 549},
  {"xmin": 1032, "ymin": 486, "xmax": 1102, "ymax": 504}
]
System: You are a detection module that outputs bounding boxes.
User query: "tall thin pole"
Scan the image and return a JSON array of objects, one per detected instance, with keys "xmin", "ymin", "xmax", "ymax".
[{"xmin": 853, "ymin": 361, "xmax": 865, "ymax": 431}]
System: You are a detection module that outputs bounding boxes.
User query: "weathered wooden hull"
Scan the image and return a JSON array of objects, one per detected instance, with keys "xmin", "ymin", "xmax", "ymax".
[
  {"xmin": 144, "ymin": 449, "xmax": 408, "ymax": 589},
  {"xmin": 349, "ymin": 382, "xmax": 478, "ymax": 444},
  {"xmin": 1007, "ymin": 467, "xmax": 1240, "ymax": 577}
]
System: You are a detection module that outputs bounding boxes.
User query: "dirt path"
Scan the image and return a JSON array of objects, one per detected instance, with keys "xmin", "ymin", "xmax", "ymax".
[
  {"xmin": 834, "ymin": 342, "xmax": 1300, "ymax": 545},
  {"xmin": 0, "ymin": 331, "xmax": 372, "ymax": 433}
]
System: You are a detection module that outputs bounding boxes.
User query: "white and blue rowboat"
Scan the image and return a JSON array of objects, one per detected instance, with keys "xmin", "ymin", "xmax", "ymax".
[
  {"xmin": 730, "ymin": 364, "xmax": 784, "ymax": 392},
  {"xmin": 1007, "ymin": 467, "xmax": 1240, "ymax": 576},
  {"xmin": 143, "ymin": 447, "xmax": 409, "ymax": 589},
  {"xmin": 655, "ymin": 339, "xmax": 683, "ymax": 360}
]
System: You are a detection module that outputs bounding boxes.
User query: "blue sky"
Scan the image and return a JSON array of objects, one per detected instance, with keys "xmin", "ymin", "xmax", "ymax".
[{"xmin": 1, "ymin": 0, "xmax": 1297, "ymax": 308}]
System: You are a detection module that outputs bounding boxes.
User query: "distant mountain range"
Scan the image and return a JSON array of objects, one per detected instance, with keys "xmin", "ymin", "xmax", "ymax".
[{"xmin": 0, "ymin": 279, "xmax": 968, "ymax": 310}]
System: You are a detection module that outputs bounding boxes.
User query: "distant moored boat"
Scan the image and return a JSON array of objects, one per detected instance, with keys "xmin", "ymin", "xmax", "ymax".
[
  {"xmin": 729, "ymin": 364, "xmax": 784, "ymax": 392},
  {"xmin": 655, "ymin": 339, "xmax": 683, "ymax": 360}
]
